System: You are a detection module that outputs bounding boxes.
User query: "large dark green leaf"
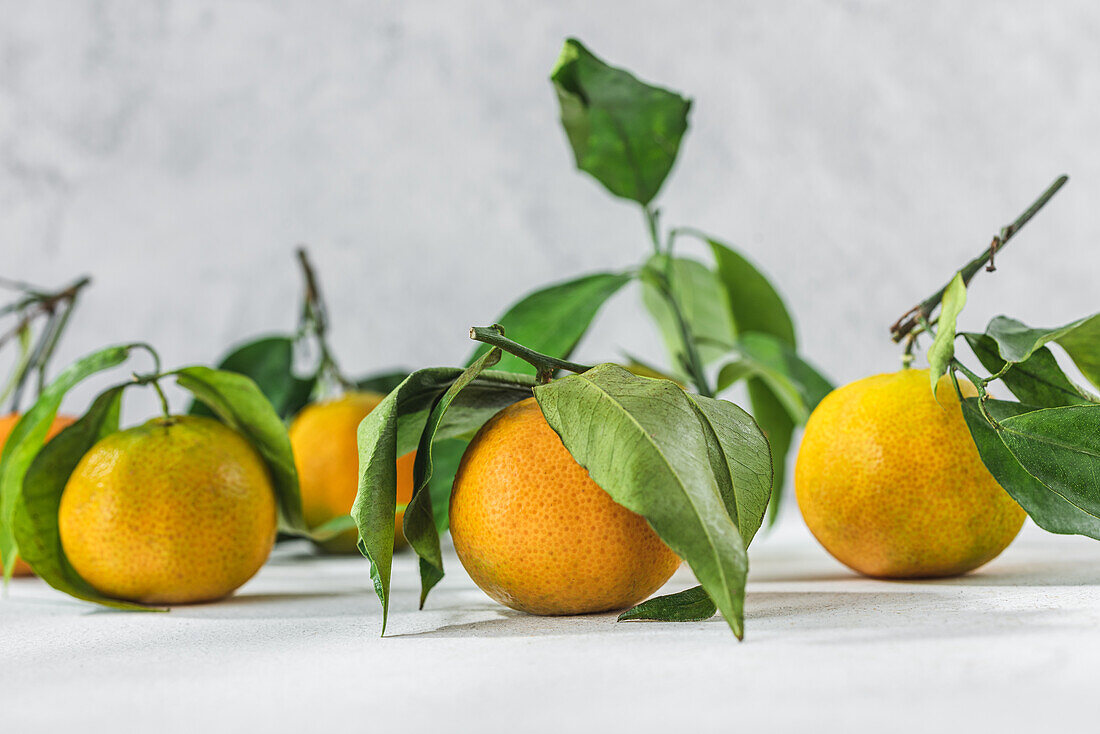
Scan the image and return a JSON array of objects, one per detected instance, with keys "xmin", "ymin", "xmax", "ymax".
[
  {"xmin": 716, "ymin": 332, "xmax": 833, "ymax": 424},
  {"xmin": 190, "ymin": 336, "xmax": 315, "ymax": 421},
  {"xmin": 962, "ymin": 399, "xmax": 1100, "ymax": 539},
  {"xmin": 12, "ymin": 386, "xmax": 154, "ymax": 610},
  {"xmin": 404, "ymin": 349, "xmax": 503, "ymax": 609},
  {"xmin": 927, "ymin": 272, "xmax": 966, "ymax": 392},
  {"xmin": 534, "ymin": 364, "xmax": 748, "ymax": 638},
  {"xmin": 984, "ymin": 313, "xmax": 1098, "ymax": 364},
  {"xmin": 706, "ymin": 237, "xmax": 795, "ymax": 344},
  {"xmin": 640, "ymin": 255, "xmax": 734, "ymax": 371},
  {"xmin": 997, "ymin": 404, "xmax": 1100, "ymax": 524},
  {"xmin": 551, "ymin": 38, "xmax": 690, "ymax": 205},
  {"xmin": 618, "ymin": 585, "xmax": 716, "ymax": 623},
  {"xmin": 1055, "ymin": 314, "xmax": 1100, "ymax": 390},
  {"xmin": 965, "ymin": 333, "xmax": 1096, "ymax": 408},
  {"xmin": 353, "ymin": 365, "xmax": 533, "ymax": 634},
  {"xmin": 467, "ymin": 272, "xmax": 630, "ymax": 376},
  {"xmin": 0, "ymin": 343, "xmax": 138, "ymax": 579},
  {"xmin": 172, "ymin": 366, "xmax": 305, "ymax": 534}
]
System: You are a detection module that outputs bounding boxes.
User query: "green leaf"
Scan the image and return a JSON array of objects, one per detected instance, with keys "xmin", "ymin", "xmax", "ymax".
[
  {"xmin": 684, "ymin": 393, "xmax": 772, "ymax": 546},
  {"xmin": 640, "ymin": 255, "xmax": 735, "ymax": 370},
  {"xmin": 996, "ymin": 404, "xmax": 1100, "ymax": 523},
  {"xmin": 1055, "ymin": 314, "xmax": 1100, "ymax": 390},
  {"xmin": 355, "ymin": 370, "xmax": 412, "ymax": 396},
  {"xmin": 425, "ymin": 437, "xmax": 468, "ymax": 534},
  {"xmin": 964, "ymin": 333, "xmax": 1096, "ymax": 408},
  {"xmin": 984, "ymin": 313, "xmax": 1099, "ymax": 364},
  {"xmin": 12, "ymin": 385, "xmax": 154, "ymax": 610},
  {"xmin": 353, "ymin": 366, "xmax": 534, "ymax": 634},
  {"xmin": 618, "ymin": 585, "xmax": 716, "ymax": 623},
  {"xmin": 706, "ymin": 237, "xmax": 795, "ymax": 345},
  {"xmin": 927, "ymin": 272, "xmax": 967, "ymax": 393},
  {"xmin": 534, "ymin": 364, "xmax": 748, "ymax": 638},
  {"xmin": 747, "ymin": 380, "xmax": 793, "ymax": 527},
  {"xmin": 962, "ymin": 399, "xmax": 1100, "ymax": 539},
  {"xmin": 1, "ymin": 343, "xmax": 137, "ymax": 579},
  {"xmin": 190, "ymin": 336, "xmax": 315, "ymax": 422},
  {"xmin": 404, "ymin": 349, "xmax": 504, "ymax": 609},
  {"xmin": 716, "ymin": 332, "xmax": 833, "ymax": 423},
  {"xmin": 467, "ymin": 272, "xmax": 630, "ymax": 376},
  {"xmin": 172, "ymin": 366, "xmax": 305, "ymax": 534},
  {"xmin": 699, "ymin": 235, "xmax": 807, "ymax": 526},
  {"xmin": 550, "ymin": 38, "xmax": 691, "ymax": 205}
]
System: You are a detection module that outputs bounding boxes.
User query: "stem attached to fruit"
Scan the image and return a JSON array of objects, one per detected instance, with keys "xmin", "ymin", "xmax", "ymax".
[
  {"xmin": 890, "ymin": 175, "xmax": 1069, "ymax": 343},
  {"xmin": 469, "ymin": 325, "xmax": 591, "ymax": 384}
]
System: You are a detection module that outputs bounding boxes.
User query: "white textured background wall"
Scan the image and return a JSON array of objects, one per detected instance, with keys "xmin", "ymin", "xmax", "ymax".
[{"xmin": 3, "ymin": 1, "xmax": 1099, "ymax": 420}]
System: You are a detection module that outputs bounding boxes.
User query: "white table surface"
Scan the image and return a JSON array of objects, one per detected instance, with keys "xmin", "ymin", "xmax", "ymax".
[{"xmin": 4, "ymin": 517, "xmax": 1098, "ymax": 732}]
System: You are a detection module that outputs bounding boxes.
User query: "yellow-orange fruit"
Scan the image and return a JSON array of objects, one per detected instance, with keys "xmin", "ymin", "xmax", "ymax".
[
  {"xmin": 450, "ymin": 397, "xmax": 681, "ymax": 615},
  {"xmin": 795, "ymin": 369, "xmax": 1026, "ymax": 578},
  {"xmin": 0, "ymin": 412, "xmax": 75, "ymax": 576},
  {"xmin": 59, "ymin": 415, "xmax": 277, "ymax": 604},
  {"xmin": 289, "ymin": 392, "xmax": 415, "ymax": 553}
]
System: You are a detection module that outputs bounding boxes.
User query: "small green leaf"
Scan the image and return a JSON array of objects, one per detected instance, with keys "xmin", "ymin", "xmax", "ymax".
[
  {"xmin": 355, "ymin": 370, "xmax": 412, "ymax": 396},
  {"xmin": 308, "ymin": 514, "xmax": 358, "ymax": 543},
  {"xmin": 964, "ymin": 333, "xmax": 1096, "ymax": 408},
  {"xmin": 716, "ymin": 332, "xmax": 833, "ymax": 423},
  {"xmin": 997, "ymin": 404, "xmax": 1100, "ymax": 523},
  {"xmin": 618, "ymin": 585, "xmax": 716, "ymax": 623},
  {"xmin": 706, "ymin": 237, "xmax": 795, "ymax": 344},
  {"xmin": 984, "ymin": 312, "xmax": 1099, "ymax": 364},
  {"xmin": 640, "ymin": 255, "xmax": 734, "ymax": 371},
  {"xmin": 1, "ymin": 343, "xmax": 137, "ymax": 579},
  {"xmin": 927, "ymin": 272, "xmax": 967, "ymax": 393},
  {"xmin": 12, "ymin": 385, "xmax": 154, "ymax": 610},
  {"xmin": 962, "ymin": 399, "xmax": 1100, "ymax": 539},
  {"xmin": 405, "ymin": 349, "xmax": 504, "ymax": 609},
  {"xmin": 467, "ymin": 272, "xmax": 630, "ymax": 376},
  {"xmin": 353, "ymin": 366, "xmax": 535, "ymax": 634},
  {"xmin": 1055, "ymin": 314, "xmax": 1100, "ymax": 390},
  {"xmin": 190, "ymin": 336, "xmax": 316, "ymax": 421},
  {"xmin": 172, "ymin": 366, "xmax": 305, "ymax": 534},
  {"xmin": 551, "ymin": 38, "xmax": 691, "ymax": 205},
  {"xmin": 535, "ymin": 364, "xmax": 748, "ymax": 638},
  {"xmin": 747, "ymin": 380, "xmax": 795, "ymax": 527}
]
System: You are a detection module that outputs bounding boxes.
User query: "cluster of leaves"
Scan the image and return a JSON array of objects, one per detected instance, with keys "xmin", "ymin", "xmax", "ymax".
[
  {"xmin": 908, "ymin": 176, "xmax": 1100, "ymax": 540},
  {"xmin": 930, "ymin": 291, "xmax": 1100, "ymax": 538},
  {"xmin": 354, "ymin": 329, "xmax": 773, "ymax": 638},
  {"xmin": 472, "ymin": 39, "xmax": 831, "ymax": 523},
  {"xmin": 0, "ymin": 344, "xmax": 306, "ymax": 608}
]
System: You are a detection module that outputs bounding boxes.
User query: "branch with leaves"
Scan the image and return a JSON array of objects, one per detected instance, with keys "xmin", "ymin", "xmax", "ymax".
[{"xmin": 892, "ymin": 176, "xmax": 1100, "ymax": 541}]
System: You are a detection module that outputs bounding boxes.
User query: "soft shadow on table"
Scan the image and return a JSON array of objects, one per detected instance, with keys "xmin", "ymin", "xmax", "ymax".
[
  {"xmin": 748, "ymin": 589, "xmax": 1062, "ymax": 644},
  {"xmin": 165, "ymin": 590, "xmax": 375, "ymax": 620},
  {"xmin": 751, "ymin": 555, "xmax": 1100, "ymax": 587}
]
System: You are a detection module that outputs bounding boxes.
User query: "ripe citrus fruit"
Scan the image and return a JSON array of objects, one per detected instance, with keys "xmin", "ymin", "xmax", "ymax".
[
  {"xmin": 0, "ymin": 412, "xmax": 75, "ymax": 576},
  {"xmin": 58, "ymin": 415, "xmax": 277, "ymax": 604},
  {"xmin": 450, "ymin": 397, "xmax": 681, "ymax": 615},
  {"xmin": 289, "ymin": 392, "xmax": 415, "ymax": 553},
  {"xmin": 795, "ymin": 369, "xmax": 1026, "ymax": 578}
]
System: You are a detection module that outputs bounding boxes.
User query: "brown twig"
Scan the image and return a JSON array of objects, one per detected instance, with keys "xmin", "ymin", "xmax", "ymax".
[{"xmin": 890, "ymin": 175, "xmax": 1068, "ymax": 343}]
